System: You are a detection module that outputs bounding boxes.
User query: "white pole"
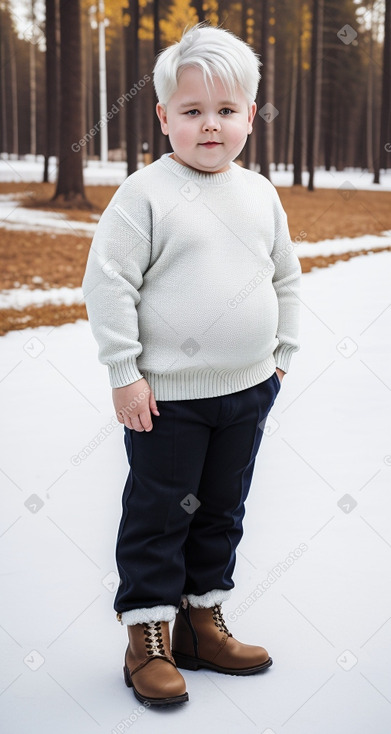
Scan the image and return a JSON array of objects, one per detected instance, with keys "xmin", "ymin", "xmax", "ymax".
[{"xmin": 98, "ymin": 0, "xmax": 108, "ymax": 164}]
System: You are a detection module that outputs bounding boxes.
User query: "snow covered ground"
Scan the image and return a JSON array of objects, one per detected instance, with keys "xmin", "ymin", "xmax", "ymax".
[
  {"xmin": 1, "ymin": 154, "xmax": 391, "ymax": 190},
  {"xmin": 0, "ymin": 193, "xmax": 98, "ymax": 236},
  {"xmin": 0, "ymin": 286, "xmax": 84, "ymax": 310},
  {"xmin": 1, "ymin": 251, "xmax": 391, "ymax": 733}
]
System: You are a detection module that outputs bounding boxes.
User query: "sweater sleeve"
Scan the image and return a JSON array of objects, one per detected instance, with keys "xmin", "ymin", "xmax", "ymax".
[
  {"xmin": 82, "ymin": 186, "xmax": 152, "ymax": 388},
  {"xmin": 270, "ymin": 189, "xmax": 301, "ymax": 373}
]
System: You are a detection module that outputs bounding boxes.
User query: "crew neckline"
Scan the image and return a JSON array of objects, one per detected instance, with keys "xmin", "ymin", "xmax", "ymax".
[{"xmin": 159, "ymin": 152, "xmax": 235, "ymax": 185}]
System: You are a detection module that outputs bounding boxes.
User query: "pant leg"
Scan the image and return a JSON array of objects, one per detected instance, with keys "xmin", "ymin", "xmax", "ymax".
[
  {"xmin": 113, "ymin": 396, "xmax": 221, "ymax": 617},
  {"xmin": 183, "ymin": 372, "xmax": 281, "ymax": 597}
]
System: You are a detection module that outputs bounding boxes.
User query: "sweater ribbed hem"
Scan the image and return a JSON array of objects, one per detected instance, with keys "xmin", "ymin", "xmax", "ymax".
[
  {"xmin": 140, "ymin": 356, "xmax": 276, "ymax": 401},
  {"xmin": 273, "ymin": 344, "xmax": 297, "ymax": 374},
  {"xmin": 108, "ymin": 357, "xmax": 144, "ymax": 388}
]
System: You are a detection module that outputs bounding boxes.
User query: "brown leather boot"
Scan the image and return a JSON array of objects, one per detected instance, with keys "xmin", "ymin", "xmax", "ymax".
[
  {"xmin": 172, "ymin": 600, "xmax": 272, "ymax": 675},
  {"xmin": 123, "ymin": 620, "xmax": 188, "ymax": 705}
]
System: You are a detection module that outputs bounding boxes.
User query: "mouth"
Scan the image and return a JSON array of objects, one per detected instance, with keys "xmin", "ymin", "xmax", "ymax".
[{"xmin": 200, "ymin": 142, "xmax": 222, "ymax": 148}]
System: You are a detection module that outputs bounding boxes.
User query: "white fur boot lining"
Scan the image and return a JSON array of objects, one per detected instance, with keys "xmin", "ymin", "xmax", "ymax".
[
  {"xmin": 185, "ymin": 589, "xmax": 232, "ymax": 608},
  {"xmin": 119, "ymin": 605, "xmax": 177, "ymax": 626}
]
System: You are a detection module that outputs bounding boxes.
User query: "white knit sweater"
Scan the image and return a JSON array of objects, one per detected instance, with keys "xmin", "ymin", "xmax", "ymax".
[{"xmin": 82, "ymin": 153, "xmax": 301, "ymax": 400}]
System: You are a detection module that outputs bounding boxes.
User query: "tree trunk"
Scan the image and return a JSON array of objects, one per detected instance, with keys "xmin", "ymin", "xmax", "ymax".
[
  {"xmin": 366, "ymin": 1, "xmax": 374, "ymax": 172},
  {"xmin": 324, "ymin": 79, "xmax": 333, "ymax": 171},
  {"xmin": 241, "ymin": 0, "xmax": 251, "ymax": 169},
  {"xmin": 153, "ymin": 0, "xmax": 165, "ymax": 160},
  {"xmin": 81, "ymin": 11, "xmax": 88, "ymax": 166},
  {"xmin": 30, "ymin": 0, "xmax": 37, "ymax": 157},
  {"xmin": 375, "ymin": 0, "xmax": 391, "ymax": 182},
  {"xmin": 52, "ymin": 0, "xmax": 91, "ymax": 207},
  {"xmin": 257, "ymin": 0, "xmax": 272, "ymax": 179},
  {"xmin": 125, "ymin": 0, "xmax": 139, "ymax": 176},
  {"xmin": 119, "ymin": 18, "xmax": 126, "ymax": 159},
  {"xmin": 8, "ymin": 6, "xmax": 18, "ymax": 157},
  {"xmin": 0, "ymin": 9, "xmax": 8, "ymax": 153},
  {"xmin": 193, "ymin": 0, "xmax": 205, "ymax": 23},
  {"xmin": 285, "ymin": 39, "xmax": 296, "ymax": 170},
  {"xmin": 44, "ymin": 0, "xmax": 58, "ymax": 182},
  {"xmin": 307, "ymin": 0, "xmax": 323, "ymax": 191},
  {"xmin": 86, "ymin": 14, "xmax": 95, "ymax": 159},
  {"xmin": 356, "ymin": 94, "xmax": 367, "ymax": 168},
  {"xmin": 293, "ymin": 15, "xmax": 303, "ymax": 185}
]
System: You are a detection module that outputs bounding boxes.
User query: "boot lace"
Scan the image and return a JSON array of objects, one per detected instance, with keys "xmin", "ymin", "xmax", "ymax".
[
  {"xmin": 212, "ymin": 605, "xmax": 233, "ymax": 637},
  {"xmin": 143, "ymin": 621, "xmax": 166, "ymax": 657}
]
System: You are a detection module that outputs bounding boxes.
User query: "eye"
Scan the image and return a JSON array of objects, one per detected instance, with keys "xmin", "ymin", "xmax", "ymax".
[
  {"xmin": 220, "ymin": 108, "xmax": 234, "ymax": 115},
  {"xmin": 185, "ymin": 109, "xmax": 199, "ymax": 116}
]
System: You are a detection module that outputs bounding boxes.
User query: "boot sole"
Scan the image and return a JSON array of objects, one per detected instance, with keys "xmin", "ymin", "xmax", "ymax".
[
  {"xmin": 172, "ymin": 652, "xmax": 273, "ymax": 676},
  {"xmin": 123, "ymin": 664, "xmax": 189, "ymax": 706}
]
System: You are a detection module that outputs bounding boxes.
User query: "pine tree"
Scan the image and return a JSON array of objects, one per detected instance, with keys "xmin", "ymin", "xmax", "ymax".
[{"xmin": 52, "ymin": 0, "xmax": 91, "ymax": 207}]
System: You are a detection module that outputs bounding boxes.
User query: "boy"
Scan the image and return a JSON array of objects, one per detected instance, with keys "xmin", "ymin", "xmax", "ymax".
[{"xmin": 82, "ymin": 22, "xmax": 301, "ymax": 706}]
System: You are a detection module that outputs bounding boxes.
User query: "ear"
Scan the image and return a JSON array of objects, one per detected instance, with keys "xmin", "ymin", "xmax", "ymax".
[
  {"xmin": 156, "ymin": 103, "xmax": 169, "ymax": 135},
  {"xmin": 247, "ymin": 102, "xmax": 257, "ymax": 134}
]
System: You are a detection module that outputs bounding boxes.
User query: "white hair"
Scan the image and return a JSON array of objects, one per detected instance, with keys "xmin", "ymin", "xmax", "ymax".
[{"xmin": 153, "ymin": 22, "xmax": 262, "ymax": 109}]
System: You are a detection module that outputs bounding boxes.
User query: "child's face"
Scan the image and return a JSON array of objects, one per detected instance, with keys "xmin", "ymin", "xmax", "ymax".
[{"xmin": 156, "ymin": 66, "xmax": 257, "ymax": 174}]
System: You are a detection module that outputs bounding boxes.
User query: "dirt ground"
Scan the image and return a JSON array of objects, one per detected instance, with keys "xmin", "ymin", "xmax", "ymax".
[{"xmin": 0, "ymin": 182, "xmax": 390, "ymax": 336}]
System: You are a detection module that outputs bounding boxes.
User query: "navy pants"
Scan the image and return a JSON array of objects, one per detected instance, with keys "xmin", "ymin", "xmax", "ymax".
[{"xmin": 114, "ymin": 373, "xmax": 281, "ymax": 615}]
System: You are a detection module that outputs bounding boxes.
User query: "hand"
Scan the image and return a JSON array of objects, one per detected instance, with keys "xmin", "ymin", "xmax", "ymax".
[
  {"xmin": 276, "ymin": 368, "xmax": 286, "ymax": 384},
  {"xmin": 112, "ymin": 378, "xmax": 160, "ymax": 432}
]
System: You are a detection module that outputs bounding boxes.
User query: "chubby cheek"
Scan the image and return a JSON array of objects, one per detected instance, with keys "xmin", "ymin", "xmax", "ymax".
[
  {"xmin": 229, "ymin": 119, "xmax": 251, "ymax": 144},
  {"xmin": 169, "ymin": 121, "xmax": 196, "ymax": 148}
]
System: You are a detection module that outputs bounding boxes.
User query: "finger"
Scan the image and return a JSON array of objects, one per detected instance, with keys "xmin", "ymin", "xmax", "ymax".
[
  {"xmin": 122, "ymin": 412, "xmax": 134, "ymax": 430},
  {"xmin": 129, "ymin": 414, "xmax": 146, "ymax": 432},
  {"xmin": 139, "ymin": 410, "xmax": 153, "ymax": 432},
  {"xmin": 149, "ymin": 391, "xmax": 160, "ymax": 415}
]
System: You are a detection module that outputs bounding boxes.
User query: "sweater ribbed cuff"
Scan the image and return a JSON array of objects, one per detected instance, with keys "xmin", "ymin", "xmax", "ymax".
[
  {"xmin": 273, "ymin": 344, "xmax": 297, "ymax": 374},
  {"xmin": 108, "ymin": 357, "xmax": 144, "ymax": 388}
]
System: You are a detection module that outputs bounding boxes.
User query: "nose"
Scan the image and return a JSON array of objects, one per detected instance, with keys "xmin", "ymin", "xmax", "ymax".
[{"xmin": 202, "ymin": 114, "xmax": 221, "ymax": 132}]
